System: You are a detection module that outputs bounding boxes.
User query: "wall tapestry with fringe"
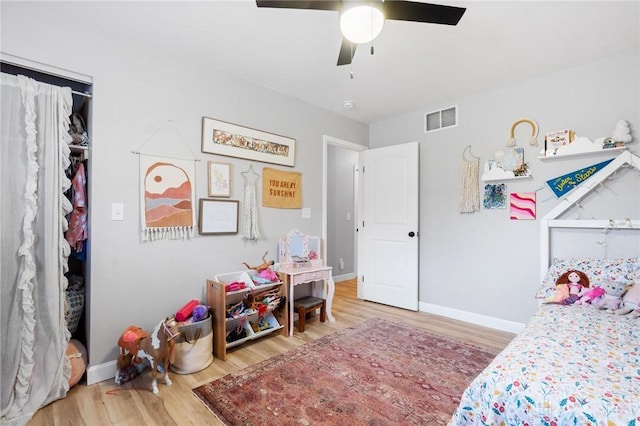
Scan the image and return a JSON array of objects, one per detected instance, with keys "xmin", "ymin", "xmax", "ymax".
[{"xmin": 139, "ymin": 154, "xmax": 196, "ymax": 241}]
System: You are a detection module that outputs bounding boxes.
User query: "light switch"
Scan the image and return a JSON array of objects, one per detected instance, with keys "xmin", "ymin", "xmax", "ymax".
[
  {"xmin": 302, "ymin": 207, "xmax": 311, "ymax": 219},
  {"xmin": 111, "ymin": 203, "xmax": 124, "ymax": 221}
]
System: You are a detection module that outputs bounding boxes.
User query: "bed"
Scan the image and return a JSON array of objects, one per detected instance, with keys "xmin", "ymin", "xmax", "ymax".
[
  {"xmin": 450, "ymin": 152, "xmax": 640, "ymax": 425},
  {"xmin": 450, "ymin": 287, "xmax": 640, "ymax": 425}
]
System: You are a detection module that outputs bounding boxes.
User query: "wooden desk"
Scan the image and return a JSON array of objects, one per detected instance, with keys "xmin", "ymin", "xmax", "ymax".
[{"xmin": 277, "ymin": 265, "xmax": 335, "ymax": 336}]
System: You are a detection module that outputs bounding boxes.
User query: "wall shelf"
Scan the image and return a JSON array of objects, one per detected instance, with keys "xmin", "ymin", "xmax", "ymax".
[
  {"xmin": 68, "ymin": 144, "xmax": 88, "ymax": 152},
  {"xmin": 538, "ymin": 147, "xmax": 627, "ymax": 162},
  {"xmin": 482, "ymin": 175, "xmax": 533, "ymax": 183}
]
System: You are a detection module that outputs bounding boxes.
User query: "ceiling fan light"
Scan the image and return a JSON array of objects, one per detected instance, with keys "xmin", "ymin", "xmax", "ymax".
[{"xmin": 340, "ymin": 4, "xmax": 384, "ymax": 44}]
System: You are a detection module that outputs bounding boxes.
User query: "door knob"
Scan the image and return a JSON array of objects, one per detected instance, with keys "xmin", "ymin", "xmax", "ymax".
[{"xmin": 408, "ymin": 231, "xmax": 416, "ymax": 237}]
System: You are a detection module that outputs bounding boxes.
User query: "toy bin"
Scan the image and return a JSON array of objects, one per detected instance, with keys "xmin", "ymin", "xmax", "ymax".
[
  {"xmin": 226, "ymin": 320, "xmax": 253, "ymax": 349},
  {"xmin": 246, "ymin": 269, "xmax": 281, "ymax": 287},
  {"xmin": 249, "ymin": 311, "xmax": 283, "ymax": 339},
  {"xmin": 214, "ymin": 271, "xmax": 254, "ymax": 294}
]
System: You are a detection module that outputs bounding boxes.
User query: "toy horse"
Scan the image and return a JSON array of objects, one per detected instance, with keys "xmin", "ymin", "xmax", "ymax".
[{"xmin": 116, "ymin": 317, "xmax": 179, "ymax": 394}]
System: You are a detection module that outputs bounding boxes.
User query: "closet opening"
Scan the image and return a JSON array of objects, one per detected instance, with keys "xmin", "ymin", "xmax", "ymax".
[{"xmin": 1, "ymin": 59, "xmax": 93, "ymax": 349}]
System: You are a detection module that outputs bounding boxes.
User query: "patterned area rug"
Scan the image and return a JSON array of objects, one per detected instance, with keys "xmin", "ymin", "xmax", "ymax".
[{"xmin": 193, "ymin": 318, "xmax": 498, "ymax": 425}]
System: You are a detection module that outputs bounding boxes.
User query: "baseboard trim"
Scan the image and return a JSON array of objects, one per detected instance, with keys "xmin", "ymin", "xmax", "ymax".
[
  {"xmin": 86, "ymin": 360, "xmax": 117, "ymax": 385},
  {"xmin": 333, "ymin": 272, "xmax": 356, "ymax": 282},
  {"xmin": 420, "ymin": 302, "xmax": 525, "ymax": 334}
]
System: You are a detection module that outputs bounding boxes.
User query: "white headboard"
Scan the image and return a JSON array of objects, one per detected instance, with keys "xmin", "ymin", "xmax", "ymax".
[{"xmin": 539, "ymin": 150, "xmax": 640, "ymax": 281}]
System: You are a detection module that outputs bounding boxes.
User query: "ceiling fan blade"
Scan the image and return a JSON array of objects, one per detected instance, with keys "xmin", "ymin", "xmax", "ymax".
[
  {"xmin": 382, "ymin": 1, "xmax": 466, "ymax": 25},
  {"xmin": 256, "ymin": 1, "xmax": 342, "ymax": 12},
  {"xmin": 337, "ymin": 37, "xmax": 357, "ymax": 66}
]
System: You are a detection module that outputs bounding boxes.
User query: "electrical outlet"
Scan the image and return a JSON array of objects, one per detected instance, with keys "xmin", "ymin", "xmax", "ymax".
[{"xmin": 302, "ymin": 207, "xmax": 311, "ymax": 219}]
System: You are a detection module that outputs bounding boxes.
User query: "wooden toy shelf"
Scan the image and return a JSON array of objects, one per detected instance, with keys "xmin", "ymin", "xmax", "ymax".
[{"xmin": 206, "ymin": 276, "xmax": 285, "ymax": 360}]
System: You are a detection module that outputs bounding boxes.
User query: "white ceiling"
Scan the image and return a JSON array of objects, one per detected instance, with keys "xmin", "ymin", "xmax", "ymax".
[{"xmin": 41, "ymin": 1, "xmax": 639, "ymax": 124}]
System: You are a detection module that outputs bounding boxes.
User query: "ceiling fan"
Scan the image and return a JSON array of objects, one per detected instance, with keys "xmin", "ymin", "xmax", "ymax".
[{"xmin": 256, "ymin": 1, "xmax": 466, "ymax": 66}]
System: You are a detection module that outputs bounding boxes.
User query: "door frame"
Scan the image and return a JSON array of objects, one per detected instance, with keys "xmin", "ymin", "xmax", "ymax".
[{"xmin": 322, "ymin": 135, "xmax": 367, "ymax": 280}]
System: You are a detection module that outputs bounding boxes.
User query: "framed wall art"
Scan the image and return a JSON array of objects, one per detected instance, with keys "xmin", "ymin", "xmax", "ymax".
[
  {"xmin": 208, "ymin": 161, "xmax": 231, "ymax": 197},
  {"xmin": 483, "ymin": 183, "xmax": 507, "ymax": 209},
  {"xmin": 201, "ymin": 117, "xmax": 296, "ymax": 167},
  {"xmin": 198, "ymin": 198, "xmax": 239, "ymax": 235},
  {"xmin": 510, "ymin": 192, "xmax": 536, "ymax": 220}
]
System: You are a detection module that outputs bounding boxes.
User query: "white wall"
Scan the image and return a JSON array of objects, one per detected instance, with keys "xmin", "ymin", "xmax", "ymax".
[
  {"xmin": 1, "ymin": 2, "xmax": 368, "ymax": 370},
  {"xmin": 370, "ymin": 50, "xmax": 640, "ymax": 325}
]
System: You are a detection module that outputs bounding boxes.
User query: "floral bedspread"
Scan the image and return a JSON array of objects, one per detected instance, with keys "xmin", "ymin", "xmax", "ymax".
[{"xmin": 449, "ymin": 304, "xmax": 640, "ymax": 426}]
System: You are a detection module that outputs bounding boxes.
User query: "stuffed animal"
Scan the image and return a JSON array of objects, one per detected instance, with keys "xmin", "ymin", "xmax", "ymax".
[
  {"xmin": 545, "ymin": 270, "xmax": 589, "ymax": 305},
  {"xmin": 575, "ymin": 286, "xmax": 605, "ymax": 306},
  {"xmin": 192, "ymin": 304, "xmax": 210, "ymax": 322},
  {"xmin": 614, "ymin": 270, "xmax": 640, "ymax": 318},
  {"xmin": 594, "ymin": 279, "xmax": 627, "ymax": 312}
]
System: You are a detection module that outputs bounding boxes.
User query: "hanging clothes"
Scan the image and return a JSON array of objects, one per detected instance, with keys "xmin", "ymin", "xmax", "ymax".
[
  {"xmin": 459, "ymin": 146, "xmax": 480, "ymax": 213},
  {"xmin": 67, "ymin": 162, "xmax": 88, "ymax": 251},
  {"xmin": 241, "ymin": 166, "xmax": 261, "ymax": 240}
]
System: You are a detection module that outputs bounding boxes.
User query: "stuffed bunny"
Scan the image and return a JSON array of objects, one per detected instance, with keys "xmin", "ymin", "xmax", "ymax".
[
  {"xmin": 614, "ymin": 270, "xmax": 640, "ymax": 318},
  {"xmin": 594, "ymin": 279, "xmax": 627, "ymax": 312}
]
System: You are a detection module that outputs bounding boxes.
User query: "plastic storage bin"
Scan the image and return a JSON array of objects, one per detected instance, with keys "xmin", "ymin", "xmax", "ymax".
[{"xmin": 214, "ymin": 271, "xmax": 254, "ymax": 294}]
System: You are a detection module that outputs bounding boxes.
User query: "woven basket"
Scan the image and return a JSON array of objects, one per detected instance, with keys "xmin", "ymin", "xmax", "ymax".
[{"xmin": 170, "ymin": 316, "xmax": 214, "ymax": 374}]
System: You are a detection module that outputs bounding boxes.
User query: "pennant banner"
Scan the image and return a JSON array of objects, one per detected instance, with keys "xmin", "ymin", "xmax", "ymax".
[
  {"xmin": 545, "ymin": 159, "xmax": 613, "ymax": 198},
  {"xmin": 262, "ymin": 167, "xmax": 302, "ymax": 209}
]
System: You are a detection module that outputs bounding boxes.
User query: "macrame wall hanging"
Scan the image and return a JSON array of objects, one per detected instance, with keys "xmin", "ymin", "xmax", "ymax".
[
  {"xmin": 507, "ymin": 117, "xmax": 539, "ymax": 147},
  {"xmin": 241, "ymin": 164, "xmax": 261, "ymax": 241},
  {"xmin": 134, "ymin": 120, "xmax": 199, "ymax": 242},
  {"xmin": 459, "ymin": 145, "xmax": 480, "ymax": 213}
]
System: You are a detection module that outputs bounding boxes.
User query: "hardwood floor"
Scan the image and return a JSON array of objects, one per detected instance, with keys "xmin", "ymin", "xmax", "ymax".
[{"xmin": 28, "ymin": 279, "xmax": 515, "ymax": 425}]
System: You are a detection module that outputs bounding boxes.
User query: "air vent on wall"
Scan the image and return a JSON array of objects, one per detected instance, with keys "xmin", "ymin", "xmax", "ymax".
[{"xmin": 425, "ymin": 105, "xmax": 458, "ymax": 133}]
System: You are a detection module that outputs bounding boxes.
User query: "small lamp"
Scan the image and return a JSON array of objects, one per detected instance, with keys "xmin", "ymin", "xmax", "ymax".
[{"xmin": 339, "ymin": 3, "xmax": 385, "ymax": 44}]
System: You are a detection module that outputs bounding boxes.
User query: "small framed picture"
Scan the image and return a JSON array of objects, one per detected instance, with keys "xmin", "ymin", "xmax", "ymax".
[
  {"xmin": 208, "ymin": 161, "xmax": 231, "ymax": 197},
  {"xmin": 198, "ymin": 198, "xmax": 239, "ymax": 235}
]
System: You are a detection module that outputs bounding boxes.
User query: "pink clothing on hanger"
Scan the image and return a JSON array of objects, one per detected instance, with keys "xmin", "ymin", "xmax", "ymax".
[{"xmin": 67, "ymin": 163, "xmax": 88, "ymax": 251}]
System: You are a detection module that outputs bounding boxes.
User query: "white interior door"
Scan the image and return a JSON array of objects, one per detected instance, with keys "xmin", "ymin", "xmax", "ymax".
[{"xmin": 358, "ymin": 141, "xmax": 419, "ymax": 311}]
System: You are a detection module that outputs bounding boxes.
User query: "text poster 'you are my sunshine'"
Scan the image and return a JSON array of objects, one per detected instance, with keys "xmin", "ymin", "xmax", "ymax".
[{"xmin": 262, "ymin": 167, "xmax": 302, "ymax": 208}]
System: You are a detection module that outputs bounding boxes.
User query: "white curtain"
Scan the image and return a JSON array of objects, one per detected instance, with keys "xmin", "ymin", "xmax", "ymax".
[{"xmin": 1, "ymin": 73, "xmax": 73, "ymax": 425}]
